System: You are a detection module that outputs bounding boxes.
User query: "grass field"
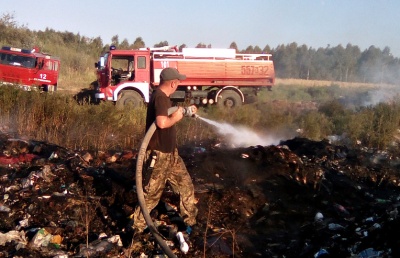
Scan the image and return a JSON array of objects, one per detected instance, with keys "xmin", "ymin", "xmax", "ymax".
[
  {"xmin": 1, "ymin": 77, "xmax": 399, "ymax": 151},
  {"xmin": 275, "ymin": 78, "xmax": 396, "ymax": 88}
]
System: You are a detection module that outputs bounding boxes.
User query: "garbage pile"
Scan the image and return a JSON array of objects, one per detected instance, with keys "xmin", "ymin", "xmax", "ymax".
[{"xmin": 0, "ymin": 131, "xmax": 400, "ymax": 257}]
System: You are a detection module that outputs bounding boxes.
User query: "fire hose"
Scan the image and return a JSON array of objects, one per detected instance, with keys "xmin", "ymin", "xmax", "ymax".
[{"xmin": 135, "ymin": 106, "xmax": 196, "ymax": 258}]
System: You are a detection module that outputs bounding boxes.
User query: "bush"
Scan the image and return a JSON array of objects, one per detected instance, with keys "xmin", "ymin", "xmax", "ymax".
[
  {"xmin": 297, "ymin": 111, "xmax": 333, "ymax": 140},
  {"xmin": 0, "ymin": 86, "xmax": 145, "ymax": 150}
]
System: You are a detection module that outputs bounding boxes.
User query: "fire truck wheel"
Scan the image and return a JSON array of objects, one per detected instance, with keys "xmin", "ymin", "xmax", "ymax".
[
  {"xmin": 218, "ymin": 90, "xmax": 242, "ymax": 108},
  {"xmin": 116, "ymin": 91, "xmax": 143, "ymax": 109}
]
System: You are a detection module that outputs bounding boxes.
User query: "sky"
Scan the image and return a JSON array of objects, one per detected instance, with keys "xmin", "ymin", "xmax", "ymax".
[{"xmin": 2, "ymin": 0, "xmax": 400, "ymax": 57}]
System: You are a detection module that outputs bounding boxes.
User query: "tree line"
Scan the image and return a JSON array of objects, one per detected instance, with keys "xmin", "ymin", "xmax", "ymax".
[{"xmin": 1, "ymin": 12, "xmax": 399, "ymax": 85}]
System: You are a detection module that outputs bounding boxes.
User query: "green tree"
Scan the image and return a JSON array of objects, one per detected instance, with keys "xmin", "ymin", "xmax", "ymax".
[
  {"xmin": 272, "ymin": 42, "xmax": 299, "ymax": 78},
  {"xmin": 262, "ymin": 45, "xmax": 271, "ymax": 53},
  {"xmin": 131, "ymin": 37, "xmax": 145, "ymax": 49},
  {"xmin": 343, "ymin": 44, "xmax": 361, "ymax": 82},
  {"xmin": 358, "ymin": 45, "xmax": 382, "ymax": 83},
  {"xmin": 296, "ymin": 44, "xmax": 312, "ymax": 79},
  {"xmin": 244, "ymin": 45, "xmax": 254, "ymax": 53},
  {"xmin": 154, "ymin": 41, "xmax": 169, "ymax": 47},
  {"xmin": 195, "ymin": 42, "xmax": 207, "ymax": 48},
  {"xmin": 253, "ymin": 45, "xmax": 262, "ymax": 53},
  {"xmin": 111, "ymin": 35, "xmax": 119, "ymax": 47},
  {"xmin": 229, "ymin": 41, "xmax": 238, "ymax": 52},
  {"xmin": 119, "ymin": 38, "xmax": 129, "ymax": 49}
]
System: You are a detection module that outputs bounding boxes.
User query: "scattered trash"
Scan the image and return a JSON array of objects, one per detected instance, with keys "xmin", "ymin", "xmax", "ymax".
[
  {"xmin": 193, "ymin": 147, "xmax": 206, "ymax": 153},
  {"xmin": 176, "ymin": 232, "xmax": 189, "ymax": 254},
  {"xmin": 314, "ymin": 212, "xmax": 324, "ymax": 222},
  {"xmin": 0, "ymin": 133, "xmax": 399, "ymax": 257},
  {"xmin": 314, "ymin": 248, "xmax": 329, "ymax": 257},
  {"xmin": 0, "ymin": 203, "xmax": 10, "ymax": 212},
  {"xmin": 30, "ymin": 228, "xmax": 53, "ymax": 248},
  {"xmin": 357, "ymin": 248, "xmax": 384, "ymax": 258},
  {"xmin": 333, "ymin": 203, "xmax": 350, "ymax": 216},
  {"xmin": 0, "ymin": 230, "xmax": 27, "ymax": 249},
  {"xmin": 328, "ymin": 223, "xmax": 345, "ymax": 231}
]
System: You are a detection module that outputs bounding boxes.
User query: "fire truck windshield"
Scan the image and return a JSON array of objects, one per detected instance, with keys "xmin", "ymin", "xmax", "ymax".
[{"xmin": 0, "ymin": 53, "xmax": 36, "ymax": 68}]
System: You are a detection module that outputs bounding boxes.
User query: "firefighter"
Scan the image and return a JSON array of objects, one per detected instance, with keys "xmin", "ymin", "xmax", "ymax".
[{"xmin": 132, "ymin": 67, "xmax": 198, "ymax": 233}]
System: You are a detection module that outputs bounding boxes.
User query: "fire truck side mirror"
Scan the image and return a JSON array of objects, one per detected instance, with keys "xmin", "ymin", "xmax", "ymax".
[
  {"xmin": 99, "ymin": 56, "xmax": 105, "ymax": 68},
  {"xmin": 95, "ymin": 57, "xmax": 105, "ymax": 69}
]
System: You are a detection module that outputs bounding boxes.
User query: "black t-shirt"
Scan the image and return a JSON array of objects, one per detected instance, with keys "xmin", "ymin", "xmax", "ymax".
[{"xmin": 146, "ymin": 89, "xmax": 176, "ymax": 153}]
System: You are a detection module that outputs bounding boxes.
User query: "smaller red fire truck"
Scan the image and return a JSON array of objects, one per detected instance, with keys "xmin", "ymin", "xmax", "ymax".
[
  {"xmin": 95, "ymin": 46, "xmax": 275, "ymax": 108},
  {"xmin": 0, "ymin": 46, "xmax": 60, "ymax": 91}
]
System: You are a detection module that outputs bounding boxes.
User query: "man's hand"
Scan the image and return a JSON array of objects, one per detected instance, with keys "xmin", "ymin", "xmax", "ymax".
[{"xmin": 171, "ymin": 107, "xmax": 184, "ymax": 121}]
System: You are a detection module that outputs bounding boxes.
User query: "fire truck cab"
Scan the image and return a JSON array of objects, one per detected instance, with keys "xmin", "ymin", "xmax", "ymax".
[
  {"xmin": 0, "ymin": 46, "xmax": 60, "ymax": 91},
  {"xmin": 95, "ymin": 46, "xmax": 275, "ymax": 108}
]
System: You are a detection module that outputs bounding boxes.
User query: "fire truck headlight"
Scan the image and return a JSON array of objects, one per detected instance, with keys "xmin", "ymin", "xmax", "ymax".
[
  {"xmin": 202, "ymin": 98, "xmax": 208, "ymax": 105},
  {"xmin": 193, "ymin": 86, "xmax": 197, "ymax": 90},
  {"xmin": 187, "ymin": 86, "xmax": 191, "ymax": 90},
  {"xmin": 209, "ymin": 99, "xmax": 214, "ymax": 104}
]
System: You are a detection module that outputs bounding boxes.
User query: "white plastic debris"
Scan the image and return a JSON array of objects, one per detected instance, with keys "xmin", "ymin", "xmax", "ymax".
[
  {"xmin": 314, "ymin": 248, "xmax": 329, "ymax": 258},
  {"xmin": 357, "ymin": 248, "xmax": 383, "ymax": 258},
  {"xmin": 18, "ymin": 218, "xmax": 29, "ymax": 228},
  {"xmin": 241, "ymin": 153, "xmax": 249, "ymax": 158},
  {"xmin": 0, "ymin": 230, "xmax": 27, "ymax": 248},
  {"xmin": 176, "ymin": 231, "xmax": 189, "ymax": 254},
  {"xmin": 108, "ymin": 235, "xmax": 123, "ymax": 247},
  {"xmin": 314, "ymin": 212, "xmax": 324, "ymax": 222},
  {"xmin": 30, "ymin": 228, "xmax": 52, "ymax": 248},
  {"xmin": 328, "ymin": 223, "xmax": 345, "ymax": 231},
  {"xmin": 98, "ymin": 232, "xmax": 108, "ymax": 239},
  {"xmin": 0, "ymin": 204, "xmax": 10, "ymax": 212},
  {"xmin": 49, "ymin": 151, "xmax": 58, "ymax": 160}
]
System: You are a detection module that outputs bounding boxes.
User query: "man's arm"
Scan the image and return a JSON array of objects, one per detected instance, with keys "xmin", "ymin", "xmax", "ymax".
[{"xmin": 155, "ymin": 107, "xmax": 184, "ymax": 129}]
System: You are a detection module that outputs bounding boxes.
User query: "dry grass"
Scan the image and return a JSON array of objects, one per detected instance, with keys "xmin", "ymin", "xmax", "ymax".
[
  {"xmin": 276, "ymin": 78, "xmax": 395, "ymax": 88},
  {"xmin": 2, "ymin": 80, "xmax": 400, "ymax": 151}
]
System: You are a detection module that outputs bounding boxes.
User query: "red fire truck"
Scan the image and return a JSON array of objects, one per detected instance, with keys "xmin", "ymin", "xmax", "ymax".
[
  {"xmin": 0, "ymin": 46, "xmax": 60, "ymax": 91},
  {"xmin": 94, "ymin": 46, "xmax": 274, "ymax": 108}
]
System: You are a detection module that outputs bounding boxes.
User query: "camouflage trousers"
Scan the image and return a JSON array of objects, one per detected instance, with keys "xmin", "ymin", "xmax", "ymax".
[{"xmin": 133, "ymin": 148, "xmax": 198, "ymax": 231}]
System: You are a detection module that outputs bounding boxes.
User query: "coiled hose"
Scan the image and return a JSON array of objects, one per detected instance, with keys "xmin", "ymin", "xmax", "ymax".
[{"xmin": 135, "ymin": 106, "xmax": 179, "ymax": 258}]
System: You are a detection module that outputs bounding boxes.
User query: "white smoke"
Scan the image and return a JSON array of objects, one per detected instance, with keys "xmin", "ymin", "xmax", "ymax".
[
  {"xmin": 199, "ymin": 117, "xmax": 281, "ymax": 147},
  {"xmin": 361, "ymin": 86, "xmax": 400, "ymax": 106}
]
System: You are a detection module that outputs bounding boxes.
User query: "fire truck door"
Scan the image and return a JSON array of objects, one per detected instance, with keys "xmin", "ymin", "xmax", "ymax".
[
  {"xmin": 133, "ymin": 55, "xmax": 150, "ymax": 82},
  {"xmin": 42, "ymin": 59, "xmax": 58, "ymax": 85}
]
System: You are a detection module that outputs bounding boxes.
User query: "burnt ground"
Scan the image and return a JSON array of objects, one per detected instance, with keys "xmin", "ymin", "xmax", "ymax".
[{"xmin": 0, "ymin": 132, "xmax": 400, "ymax": 258}]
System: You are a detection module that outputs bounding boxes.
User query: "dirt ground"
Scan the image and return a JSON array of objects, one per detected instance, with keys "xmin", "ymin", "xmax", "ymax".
[{"xmin": 0, "ymin": 131, "xmax": 400, "ymax": 258}]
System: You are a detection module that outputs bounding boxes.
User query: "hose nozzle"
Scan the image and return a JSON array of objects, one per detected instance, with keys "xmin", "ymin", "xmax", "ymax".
[{"xmin": 182, "ymin": 106, "xmax": 198, "ymax": 118}]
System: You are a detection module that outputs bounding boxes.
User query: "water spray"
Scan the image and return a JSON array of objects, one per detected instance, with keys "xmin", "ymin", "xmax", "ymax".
[{"xmin": 198, "ymin": 116, "xmax": 280, "ymax": 147}]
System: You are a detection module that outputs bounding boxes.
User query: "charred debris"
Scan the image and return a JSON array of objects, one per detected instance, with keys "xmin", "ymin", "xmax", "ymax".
[{"xmin": 0, "ymin": 131, "xmax": 400, "ymax": 257}]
